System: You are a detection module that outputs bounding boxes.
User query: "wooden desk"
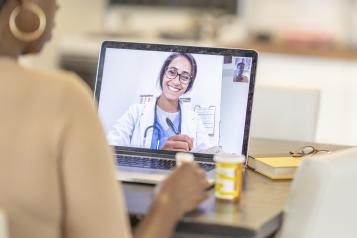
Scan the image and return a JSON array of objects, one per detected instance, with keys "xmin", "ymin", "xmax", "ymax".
[{"xmin": 123, "ymin": 138, "xmax": 349, "ymax": 238}]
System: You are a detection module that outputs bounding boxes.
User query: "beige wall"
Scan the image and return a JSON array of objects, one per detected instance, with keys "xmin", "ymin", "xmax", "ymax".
[{"xmin": 256, "ymin": 53, "xmax": 357, "ymax": 146}]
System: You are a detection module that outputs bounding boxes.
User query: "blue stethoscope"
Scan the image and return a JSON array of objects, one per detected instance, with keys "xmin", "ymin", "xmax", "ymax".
[{"xmin": 143, "ymin": 97, "xmax": 182, "ymax": 149}]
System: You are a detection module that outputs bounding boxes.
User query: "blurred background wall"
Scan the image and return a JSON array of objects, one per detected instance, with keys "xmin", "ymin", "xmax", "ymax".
[{"xmin": 20, "ymin": 0, "xmax": 357, "ymax": 146}]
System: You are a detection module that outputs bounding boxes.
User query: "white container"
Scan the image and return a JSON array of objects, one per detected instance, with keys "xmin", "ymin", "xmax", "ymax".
[{"xmin": 214, "ymin": 154, "xmax": 245, "ymax": 202}]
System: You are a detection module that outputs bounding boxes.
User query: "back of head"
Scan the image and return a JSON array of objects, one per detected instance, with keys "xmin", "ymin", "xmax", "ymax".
[
  {"xmin": 0, "ymin": 0, "xmax": 5, "ymax": 17},
  {"xmin": 0, "ymin": 0, "xmax": 57, "ymax": 56},
  {"xmin": 276, "ymin": 147, "xmax": 357, "ymax": 238}
]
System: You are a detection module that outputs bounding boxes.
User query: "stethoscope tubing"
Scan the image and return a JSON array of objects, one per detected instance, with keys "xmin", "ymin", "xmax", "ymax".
[{"xmin": 142, "ymin": 97, "xmax": 182, "ymax": 149}]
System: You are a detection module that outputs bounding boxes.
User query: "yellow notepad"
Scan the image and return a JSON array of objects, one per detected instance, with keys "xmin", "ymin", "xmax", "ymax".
[{"xmin": 248, "ymin": 156, "xmax": 303, "ymax": 180}]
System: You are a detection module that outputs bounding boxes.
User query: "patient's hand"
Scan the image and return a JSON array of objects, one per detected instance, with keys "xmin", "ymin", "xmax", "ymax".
[
  {"xmin": 134, "ymin": 162, "xmax": 209, "ymax": 238},
  {"xmin": 157, "ymin": 162, "xmax": 209, "ymax": 218},
  {"xmin": 162, "ymin": 134, "xmax": 193, "ymax": 152}
]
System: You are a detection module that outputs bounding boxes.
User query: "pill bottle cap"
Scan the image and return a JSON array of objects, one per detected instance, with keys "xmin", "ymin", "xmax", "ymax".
[
  {"xmin": 175, "ymin": 152, "xmax": 194, "ymax": 166},
  {"xmin": 214, "ymin": 153, "xmax": 245, "ymax": 164}
]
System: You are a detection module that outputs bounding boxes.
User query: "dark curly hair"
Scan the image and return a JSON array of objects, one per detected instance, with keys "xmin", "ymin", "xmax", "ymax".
[
  {"xmin": 158, "ymin": 53, "xmax": 197, "ymax": 93},
  {"xmin": 0, "ymin": 0, "xmax": 5, "ymax": 10}
]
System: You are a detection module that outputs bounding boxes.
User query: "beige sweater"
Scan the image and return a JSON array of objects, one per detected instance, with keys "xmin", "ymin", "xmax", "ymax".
[{"xmin": 0, "ymin": 57, "xmax": 132, "ymax": 238}]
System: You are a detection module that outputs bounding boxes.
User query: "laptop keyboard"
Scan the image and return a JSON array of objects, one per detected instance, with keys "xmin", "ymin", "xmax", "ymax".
[{"xmin": 116, "ymin": 155, "xmax": 215, "ymax": 172}]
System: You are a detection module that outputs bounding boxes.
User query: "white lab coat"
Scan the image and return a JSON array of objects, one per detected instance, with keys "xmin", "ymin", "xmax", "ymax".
[{"xmin": 107, "ymin": 100, "xmax": 211, "ymax": 152}]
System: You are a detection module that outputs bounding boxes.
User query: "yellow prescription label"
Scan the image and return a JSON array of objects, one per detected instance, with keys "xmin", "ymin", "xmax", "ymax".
[{"xmin": 215, "ymin": 163, "xmax": 243, "ymax": 201}]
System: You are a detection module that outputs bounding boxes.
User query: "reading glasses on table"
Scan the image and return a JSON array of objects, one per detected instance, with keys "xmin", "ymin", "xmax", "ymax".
[{"xmin": 289, "ymin": 145, "xmax": 331, "ymax": 157}]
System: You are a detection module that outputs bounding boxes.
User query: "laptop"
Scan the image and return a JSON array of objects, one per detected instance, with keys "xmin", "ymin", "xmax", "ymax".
[{"xmin": 95, "ymin": 41, "xmax": 258, "ymax": 184}]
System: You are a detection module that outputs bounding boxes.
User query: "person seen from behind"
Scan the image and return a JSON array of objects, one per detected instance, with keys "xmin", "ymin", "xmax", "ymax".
[{"xmin": 0, "ymin": 0, "xmax": 209, "ymax": 238}]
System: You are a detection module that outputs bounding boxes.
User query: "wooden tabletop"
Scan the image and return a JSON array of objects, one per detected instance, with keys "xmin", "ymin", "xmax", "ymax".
[
  {"xmin": 122, "ymin": 138, "xmax": 349, "ymax": 238},
  {"xmin": 248, "ymin": 138, "xmax": 349, "ymax": 156}
]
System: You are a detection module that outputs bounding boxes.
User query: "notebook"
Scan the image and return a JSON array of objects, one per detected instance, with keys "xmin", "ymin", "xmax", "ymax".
[
  {"xmin": 247, "ymin": 156, "xmax": 302, "ymax": 179},
  {"xmin": 95, "ymin": 41, "xmax": 258, "ymax": 184}
]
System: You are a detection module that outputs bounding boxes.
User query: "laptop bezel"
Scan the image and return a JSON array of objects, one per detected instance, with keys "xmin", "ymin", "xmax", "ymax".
[{"xmin": 95, "ymin": 41, "xmax": 258, "ymax": 162}]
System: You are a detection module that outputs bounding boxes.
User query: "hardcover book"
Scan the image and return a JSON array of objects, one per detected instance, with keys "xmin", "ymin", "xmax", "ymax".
[{"xmin": 247, "ymin": 156, "xmax": 302, "ymax": 179}]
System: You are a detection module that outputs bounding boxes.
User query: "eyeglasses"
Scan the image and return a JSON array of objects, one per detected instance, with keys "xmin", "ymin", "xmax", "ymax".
[
  {"xmin": 165, "ymin": 67, "xmax": 192, "ymax": 85},
  {"xmin": 289, "ymin": 145, "xmax": 330, "ymax": 157}
]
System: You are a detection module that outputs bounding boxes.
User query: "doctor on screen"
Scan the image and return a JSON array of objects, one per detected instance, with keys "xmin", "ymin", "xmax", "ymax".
[{"xmin": 107, "ymin": 53, "xmax": 211, "ymax": 152}]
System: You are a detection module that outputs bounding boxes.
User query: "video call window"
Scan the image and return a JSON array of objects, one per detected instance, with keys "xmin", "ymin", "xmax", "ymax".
[{"xmin": 98, "ymin": 48, "xmax": 252, "ymax": 154}]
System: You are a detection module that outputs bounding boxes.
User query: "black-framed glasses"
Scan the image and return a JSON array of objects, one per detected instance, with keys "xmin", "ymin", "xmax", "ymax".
[
  {"xmin": 289, "ymin": 145, "xmax": 330, "ymax": 157},
  {"xmin": 165, "ymin": 67, "xmax": 192, "ymax": 85}
]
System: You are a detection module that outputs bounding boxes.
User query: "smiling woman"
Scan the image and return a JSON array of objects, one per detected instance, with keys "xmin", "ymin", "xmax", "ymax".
[{"xmin": 107, "ymin": 52, "xmax": 211, "ymax": 152}]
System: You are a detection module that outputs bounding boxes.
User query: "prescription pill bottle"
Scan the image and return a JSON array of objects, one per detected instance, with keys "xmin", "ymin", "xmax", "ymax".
[{"xmin": 214, "ymin": 154, "xmax": 245, "ymax": 202}]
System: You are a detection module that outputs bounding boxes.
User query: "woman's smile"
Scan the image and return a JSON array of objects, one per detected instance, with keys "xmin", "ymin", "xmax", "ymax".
[{"xmin": 167, "ymin": 85, "xmax": 181, "ymax": 92}]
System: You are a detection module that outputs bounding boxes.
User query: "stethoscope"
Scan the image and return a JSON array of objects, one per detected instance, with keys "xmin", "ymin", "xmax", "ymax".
[{"xmin": 143, "ymin": 97, "xmax": 182, "ymax": 149}]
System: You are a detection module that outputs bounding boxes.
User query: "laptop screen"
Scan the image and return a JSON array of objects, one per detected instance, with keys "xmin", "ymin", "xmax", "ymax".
[{"xmin": 96, "ymin": 42, "xmax": 257, "ymax": 156}]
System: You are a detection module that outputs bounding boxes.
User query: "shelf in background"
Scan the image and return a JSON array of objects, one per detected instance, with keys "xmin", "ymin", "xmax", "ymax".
[{"xmin": 224, "ymin": 42, "xmax": 357, "ymax": 61}]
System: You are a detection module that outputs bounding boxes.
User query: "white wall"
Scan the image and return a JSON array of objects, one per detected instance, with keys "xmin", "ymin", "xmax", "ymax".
[
  {"xmin": 220, "ymin": 62, "xmax": 251, "ymax": 154},
  {"xmin": 241, "ymin": 0, "xmax": 351, "ymax": 44},
  {"xmin": 256, "ymin": 53, "xmax": 357, "ymax": 146}
]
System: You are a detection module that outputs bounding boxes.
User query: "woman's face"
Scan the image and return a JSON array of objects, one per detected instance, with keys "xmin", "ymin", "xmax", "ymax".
[
  {"xmin": 162, "ymin": 56, "xmax": 192, "ymax": 101},
  {"xmin": 235, "ymin": 63, "xmax": 244, "ymax": 76}
]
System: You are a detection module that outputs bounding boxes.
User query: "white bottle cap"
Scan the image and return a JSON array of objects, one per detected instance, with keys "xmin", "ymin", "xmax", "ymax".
[
  {"xmin": 175, "ymin": 152, "xmax": 194, "ymax": 167},
  {"xmin": 213, "ymin": 153, "xmax": 245, "ymax": 164}
]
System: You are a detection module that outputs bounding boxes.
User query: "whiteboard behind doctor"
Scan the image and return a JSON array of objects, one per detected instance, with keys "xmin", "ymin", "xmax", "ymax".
[{"xmin": 107, "ymin": 53, "xmax": 210, "ymax": 152}]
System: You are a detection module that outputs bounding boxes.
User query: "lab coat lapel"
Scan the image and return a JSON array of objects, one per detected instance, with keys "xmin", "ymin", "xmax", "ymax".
[{"xmin": 138, "ymin": 99, "xmax": 156, "ymax": 148}]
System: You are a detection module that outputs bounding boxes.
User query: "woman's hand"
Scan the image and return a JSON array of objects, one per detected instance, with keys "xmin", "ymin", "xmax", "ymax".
[
  {"xmin": 155, "ymin": 162, "xmax": 210, "ymax": 220},
  {"xmin": 134, "ymin": 162, "xmax": 210, "ymax": 238},
  {"xmin": 162, "ymin": 134, "xmax": 193, "ymax": 152}
]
